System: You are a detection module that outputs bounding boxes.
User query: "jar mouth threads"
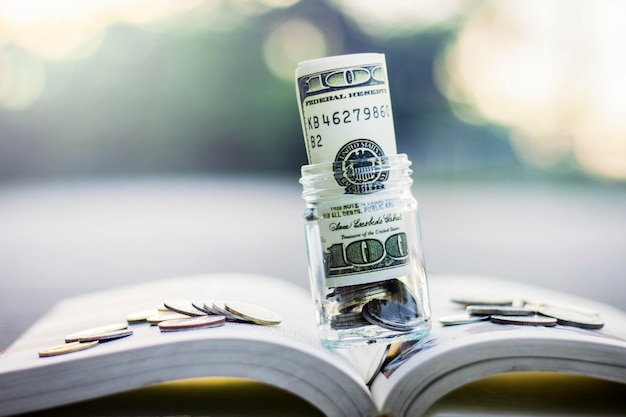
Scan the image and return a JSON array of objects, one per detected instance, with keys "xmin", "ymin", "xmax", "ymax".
[{"xmin": 300, "ymin": 154, "xmax": 413, "ymax": 201}]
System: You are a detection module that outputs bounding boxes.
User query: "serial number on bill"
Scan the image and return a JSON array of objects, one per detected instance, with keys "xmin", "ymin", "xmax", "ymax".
[{"xmin": 306, "ymin": 105, "xmax": 392, "ymax": 130}]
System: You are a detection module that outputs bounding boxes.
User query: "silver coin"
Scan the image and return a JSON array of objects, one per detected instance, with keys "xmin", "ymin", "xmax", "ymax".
[
  {"xmin": 362, "ymin": 280, "xmax": 421, "ymax": 331},
  {"xmin": 146, "ymin": 311, "xmax": 190, "ymax": 325},
  {"xmin": 451, "ymin": 295, "xmax": 514, "ymax": 306},
  {"xmin": 191, "ymin": 300, "xmax": 212, "ymax": 314},
  {"xmin": 328, "ymin": 281, "xmax": 395, "ymax": 315},
  {"xmin": 438, "ymin": 313, "xmax": 489, "ymax": 326},
  {"xmin": 158, "ymin": 315, "xmax": 226, "ymax": 332},
  {"xmin": 225, "ymin": 301, "xmax": 282, "ymax": 326},
  {"xmin": 537, "ymin": 305, "xmax": 605, "ymax": 329},
  {"xmin": 126, "ymin": 308, "xmax": 160, "ymax": 323},
  {"xmin": 328, "ymin": 281, "xmax": 391, "ymax": 297},
  {"xmin": 39, "ymin": 341, "xmax": 99, "ymax": 358},
  {"xmin": 490, "ymin": 314, "xmax": 557, "ymax": 326},
  {"xmin": 525, "ymin": 299, "xmax": 600, "ymax": 316},
  {"xmin": 77, "ymin": 328, "xmax": 133, "ymax": 343},
  {"xmin": 163, "ymin": 299, "xmax": 206, "ymax": 316},
  {"xmin": 201, "ymin": 300, "xmax": 223, "ymax": 315},
  {"xmin": 362, "ymin": 299, "xmax": 420, "ymax": 332},
  {"xmin": 330, "ymin": 290, "xmax": 392, "ymax": 311},
  {"xmin": 65, "ymin": 322, "xmax": 129, "ymax": 343},
  {"xmin": 330, "ymin": 311, "xmax": 369, "ymax": 329},
  {"xmin": 466, "ymin": 305, "xmax": 535, "ymax": 316},
  {"xmin": 211, "ymin": 300, "xmax": 250, "ymax": 322},
  {"xmin": 329, "ymin": 284, "xmax": 391, "ymax": 302}
]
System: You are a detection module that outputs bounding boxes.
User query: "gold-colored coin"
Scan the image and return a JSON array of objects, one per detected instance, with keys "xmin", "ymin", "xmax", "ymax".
[
  {"xmin": 38, "ymin": 341, "xmax": 98, "ymax": 358},
  {"xmin": 126, "ymin": 308, "xmax": 160, "ymax": 323},
  {"xmin": 224, "ymin": 301, "xmax": 282, "ymax": 326},
  {"xmin": 146, "ymin": 311, "xmax": 189, "ymax": 325},
  {"xmin": 77, "ymin": 328, "xmax": 133, "ymax": 343},
  {"xmin": 65, "ymin": 323, "xmax": 128, "ymax": 343}
]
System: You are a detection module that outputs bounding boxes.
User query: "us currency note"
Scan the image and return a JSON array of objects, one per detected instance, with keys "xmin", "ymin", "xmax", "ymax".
[{"xmin": 295, "ymin": 53, "xmax": 398, "ymax": 166}]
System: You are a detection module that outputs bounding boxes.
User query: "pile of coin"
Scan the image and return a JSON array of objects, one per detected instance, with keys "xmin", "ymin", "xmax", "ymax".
[
  {"xmin": 438, "ymin": 295, "xmax": 605, "ymax": 329},
  {"xmin": 38, "ymin": 298, "xmax": 282, "ymax": 358},
  {"xmin": 38, "ymin": 322, "xmax": 132, "ymax": 358},
  {"xmin": 328, "ymin": 279, "xmax": 421, "ymax": 332}
]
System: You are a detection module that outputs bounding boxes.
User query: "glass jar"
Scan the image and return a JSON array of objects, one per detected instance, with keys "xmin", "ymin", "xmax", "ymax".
[{"xmin": 300, "ymin": 154, "xmax": 431, "ymax": 348}]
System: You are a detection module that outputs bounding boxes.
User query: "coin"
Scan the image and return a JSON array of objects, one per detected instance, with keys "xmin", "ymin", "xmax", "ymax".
[
  {"xmin": 163, "ymin": 299, "xmax": 206, "ymax": 316},
  {"xmin": 330, "ymin": 311, "xmax": 369, "ymax": 329},
  {"xmin": 490, "ymin": 314, "xmax": 557, "ymax": 326},
  {"xmin": 467, "ymin": 305, "xmax": 535, "ymax": 316},
  {"xmin": 362, "ymin": 298, "xmax": 420, "ymax": 331},
  {"xmin": 329, "ymin": 282, "xmax": 391, "ymax": 301},
  {"xmin": 450, "ymin": 295, "xmax": 514, "ymax": 306},
  {"xmin": 39, "ymin": 341, "xmax": 99, "ymax": 357},
  {"xmin": 211, "ymin": 300, "xmax": 250, "ymax": 322},
  {"xmin": 438, "ymin": 313, "xmax": 489, "ymax": 326},
  {"xmin": 331, "ymin": 288, "xmax": 393, "ymax": 312},
  {"xmin": 525, "ymin": 299, "xmax": 600, "ymax": 316},
  {"xmin": 126, "ymin": 308, "xmax": 160, "ymax": 323},
  {"xmin": 146, "ymin": 311, "xmax": 190, "ymax": 325},
  {"xmin": 77, "ymin": 328, "xmax": 134, "ymax": 343},
  {"xmin": 225, "ymin": 301, "xmax": 282, "ymax": 326},
  {"xmin": 361, "ymin": 279, "xmax": 421, "ymax": 331},
  {"xmin": 328, "ymin": 280, "xmax": 391, "ymax": 297},
  {"xmin": 201, "ymin": 300, "xmax": 224, "ymax": 316},
  {"xmin": 158, "ymin": 315, "xmax": 226, "ymax": 332},
  {"xmin": 65, "ymin": 323, "xmax": 129, "ymax": 343},
  {"xmin": 537, "ymin": 305, "xmax": 605, "ymax": 329},
  {"xmin": 191, "ymin": 300, "xmax": 212, "ymax": 314}
]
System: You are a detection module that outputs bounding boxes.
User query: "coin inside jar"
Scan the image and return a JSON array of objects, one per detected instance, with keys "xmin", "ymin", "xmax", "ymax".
[
  {"xmin": 331, "ymin": 311, "xmax": 369, "ymax": 329},
  {"xmin": 362, "ymin": 298, "xmax": 420, "ymax": 331}
]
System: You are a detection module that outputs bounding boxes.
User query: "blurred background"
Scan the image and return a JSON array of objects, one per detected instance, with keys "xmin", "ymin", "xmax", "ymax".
[{"xmin": 1, "ymin": 0, "xmax": 625, "ymax": 347}]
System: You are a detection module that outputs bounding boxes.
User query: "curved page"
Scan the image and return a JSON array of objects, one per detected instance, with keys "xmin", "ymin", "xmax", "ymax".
[
  {"xmin": 0, "ymin": 273, "xmax": 376, "ymax": 417},
  {"xmin": 371, "ymin": 275, "xmax": 626, "ymax": 417}
]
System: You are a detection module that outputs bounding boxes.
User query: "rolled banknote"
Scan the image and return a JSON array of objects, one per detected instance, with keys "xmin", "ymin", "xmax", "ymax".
[{"xmin": 295, "ymin": 53, "xmax": 398, "ymax": 166}]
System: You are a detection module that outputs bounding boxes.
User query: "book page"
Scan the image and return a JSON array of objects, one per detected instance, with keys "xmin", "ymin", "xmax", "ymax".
[
  {"xmin": 370, "ymin": 275, "xmax": 626, "ymax": 417},
  {"xmin": 0, "ymin": 273, "xmax": 377, "ymax": 417}
]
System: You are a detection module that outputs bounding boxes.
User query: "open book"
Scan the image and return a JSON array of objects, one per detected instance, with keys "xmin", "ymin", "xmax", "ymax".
[{"xmin": 1, "ymin": 273, "xmax": 625, "ymax": 417}]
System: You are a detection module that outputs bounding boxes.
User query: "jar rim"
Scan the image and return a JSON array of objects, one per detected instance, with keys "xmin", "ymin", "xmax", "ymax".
[
  {"xmin": 300, "ymin": 153, "xmax": 410, "ymax": 178},
  {"xmin": 300, "ymin": 154, "xmax": 413, "ymax": 198}
]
